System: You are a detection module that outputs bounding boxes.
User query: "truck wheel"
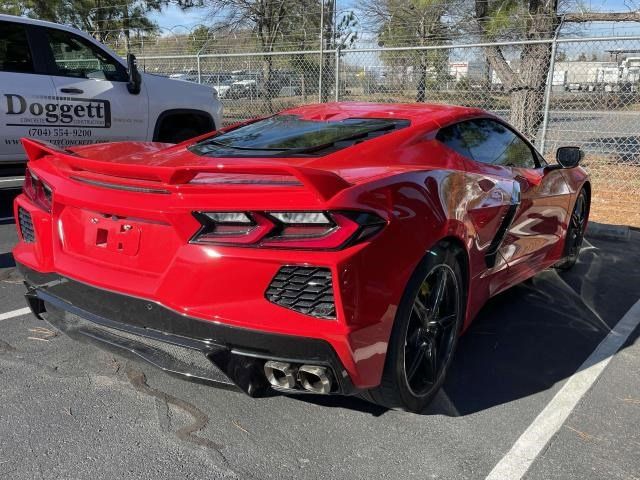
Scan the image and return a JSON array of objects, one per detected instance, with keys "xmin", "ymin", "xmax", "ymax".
[
  {"xmin": 155, "ymin": 112, "xmax": 214, "ymax": 144},
  {"xmin": 163, "ymin": 128, "xmax": 199, "ymax": 144}
]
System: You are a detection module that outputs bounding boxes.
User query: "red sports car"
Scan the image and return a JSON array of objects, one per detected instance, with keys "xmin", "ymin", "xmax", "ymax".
[{"xmin": 13, "ymin": 103, "xmax": 590, "ymax": 412}]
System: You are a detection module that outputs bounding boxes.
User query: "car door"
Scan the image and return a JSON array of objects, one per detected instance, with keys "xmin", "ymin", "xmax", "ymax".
[
  {"xmin": 0, "ymin": 20, "xmax": 57, "ymax": 163},
  {"xmin": 39, "ymin": 26, "xmax": 149, "ymax": 146},
  {"xmin": 455, "ymin": 118, "xmax": 571, "ymax": 270}
]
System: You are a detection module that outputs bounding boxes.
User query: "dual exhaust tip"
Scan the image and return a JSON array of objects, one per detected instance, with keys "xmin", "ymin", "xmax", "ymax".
[{"xmin": 263, "ymin": 361, "xmax": 333, "ymax": 394}]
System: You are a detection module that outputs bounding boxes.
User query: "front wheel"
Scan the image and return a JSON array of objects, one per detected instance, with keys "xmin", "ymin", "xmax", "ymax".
[{"xmin": 367, "ymin": 245, "xmax": 466, "ymax": 412}]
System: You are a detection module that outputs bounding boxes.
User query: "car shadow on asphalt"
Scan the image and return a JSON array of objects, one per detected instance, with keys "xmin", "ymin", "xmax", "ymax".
[
  {"xmin": 0, "ymin": 252, "xmax": 16, "ymax": 269},
  {"xmin": 288, "ymin": 233, "xmax": 640, "ymax": 416}
]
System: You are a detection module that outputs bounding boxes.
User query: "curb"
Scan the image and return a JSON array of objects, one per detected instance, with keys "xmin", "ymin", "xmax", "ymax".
[{"xmin": 587, "ymin": 222, "xmax": 631, "ymax": 242}]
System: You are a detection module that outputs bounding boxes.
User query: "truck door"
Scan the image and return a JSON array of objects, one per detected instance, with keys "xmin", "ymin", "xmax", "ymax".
[
  {"xmin": 39, "ymin": 26, "xmax": 149, "ymax": 147},
  {"xmin": 0, "ymin": 20, "xmax": 57, "ymax": 163}
]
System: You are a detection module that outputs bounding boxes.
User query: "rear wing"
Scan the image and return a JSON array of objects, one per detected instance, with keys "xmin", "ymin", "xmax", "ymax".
[{"xmin": 21, "ymin": 138, "xmax": 351, "ymax": 202}]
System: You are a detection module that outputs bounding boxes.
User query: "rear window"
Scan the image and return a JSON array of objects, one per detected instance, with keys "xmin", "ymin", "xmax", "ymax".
[
  {"xmin": 0, "ymin": 22, "xmax": 34, "ymax": 74},
  {"xmin": 190, "ymin": 115, "xmax": 409, "ymax": 157}
]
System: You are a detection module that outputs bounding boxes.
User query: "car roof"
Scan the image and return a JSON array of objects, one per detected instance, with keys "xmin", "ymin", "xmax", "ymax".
[{"xmin": 281, "ymin": 102, "xmax": 487, "ymax": 128}]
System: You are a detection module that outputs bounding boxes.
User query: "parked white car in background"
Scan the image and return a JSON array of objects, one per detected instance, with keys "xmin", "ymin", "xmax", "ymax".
[{"xmin": 0, "ymin": 14, "xmax": 223, "ymax": 166}]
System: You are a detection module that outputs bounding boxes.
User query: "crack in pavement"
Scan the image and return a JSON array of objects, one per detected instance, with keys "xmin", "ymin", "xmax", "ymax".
[
  {"xmin": 125, "ymin": 367, "xmax": 262, "ymax": 479},
  {"xmin": 125, "ymin": 367, "xmax": 261, "ymax": 479},
  {"xmin": 125, "ymin": 367, "xmax": 224, "ymax": 451},
  {"xmin": 0, "ymin": 266, "xmax": 22, "ymax": 283},
  {"xmin": 0, "ymin": 339, "xmax": 17, "ymax": 353}
]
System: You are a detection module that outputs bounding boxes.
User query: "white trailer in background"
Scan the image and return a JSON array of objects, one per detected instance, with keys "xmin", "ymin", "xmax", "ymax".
[
  {"xmin": 622, "ymin": 57, "xmax": 640, "ymax": 84},
  {"xmin": 448, "ymin": 61, "xmax": 487, "ymax": 82},
  {"xmin": 552, "ymin": 61, "xmax": 619, "ymax": 90},
  {"xmin": 551, "ymin": 59, "xmax": 639, "ymax": 92}
]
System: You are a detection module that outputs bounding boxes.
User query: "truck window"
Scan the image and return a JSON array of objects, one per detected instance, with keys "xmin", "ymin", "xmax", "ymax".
[
  {"xmin": 45, "ymin": 28, "xmax": 127, "ymax": 82},
  {"xmin": 0, "ymin": 22, "xmax": 35, "ymax": 73}
]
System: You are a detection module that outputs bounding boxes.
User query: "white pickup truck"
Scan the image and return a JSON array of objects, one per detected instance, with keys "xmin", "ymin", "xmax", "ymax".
[{"xmin": 0, "ymin": 14, "xmax": 223, "ymax": 171}]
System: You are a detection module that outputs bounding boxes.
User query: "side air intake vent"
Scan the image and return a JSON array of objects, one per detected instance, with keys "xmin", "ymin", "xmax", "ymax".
[
  {"xmin": 18, "ymin": 207, "xmax": 35, "ymax": 243},
  {"xmin": 266, "ymin": 266, "xmax": 336, "ymax": 319}
]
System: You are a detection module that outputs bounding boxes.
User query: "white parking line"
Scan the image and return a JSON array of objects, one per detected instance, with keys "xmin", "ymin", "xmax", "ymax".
[
  {"xmin": 486, "ymin": 299, "xmax": 640, "ymax": 480},
  {"xmin": 0, "ymin": 307, "xmax": 32, "ymax": 322}
]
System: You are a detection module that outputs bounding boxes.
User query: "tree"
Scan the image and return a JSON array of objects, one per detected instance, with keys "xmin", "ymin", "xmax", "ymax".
[
  {"xmin": 177, "ymin": 0, "xmax": 357, "ymax": 106},
  {"xmin": 473, "ymin": 0, "xmax": 640, "ymax": 139},
  {"xmin": 474, "ymin": 0, "xmax": 561, "ymax": 139},
  {"xmin": 1, "ymin": 0, "xmax": 164, "ymax": 48},
  {"xmin": 1, "ymin": 0, "xmax": 62, "ymax": 19},
  {"xmin": 319, "ymin": 1, "xmax": 358, "ymax": 102},
  {"xmin": 360, "ymin": 0, "xmax": 451, "ymax": 102},
  {"xmin": 178, "ymin": 0, "xmax": 305, "ymax": 109}
]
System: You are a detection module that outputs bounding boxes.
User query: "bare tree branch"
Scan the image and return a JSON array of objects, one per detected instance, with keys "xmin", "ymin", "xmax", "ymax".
[
  {"xmin": 474, "ymin": 0, "xmax": 516, "ymax": 87},
  {"xmin": 563, "ymin": 11, "xmax": 640, "ymax": 23},
  {"xmin": 483, "ymin": 45, "xmax": 516, "ymax": 87}
]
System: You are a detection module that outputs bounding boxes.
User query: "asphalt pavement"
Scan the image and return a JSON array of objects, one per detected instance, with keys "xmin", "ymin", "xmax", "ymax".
[{"xmin": 0, "ymin": 186, "xmax": 638, "ymax": 480}]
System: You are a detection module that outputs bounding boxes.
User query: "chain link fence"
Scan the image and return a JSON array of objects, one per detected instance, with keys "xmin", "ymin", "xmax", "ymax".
[{"xmin": 134, "ymin": 35, "xmax": 640, "ymax": 227}]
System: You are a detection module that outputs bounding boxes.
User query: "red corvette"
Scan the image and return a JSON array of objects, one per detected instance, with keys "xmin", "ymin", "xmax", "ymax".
[{"xmin": 13, "ymin": 102, "xmax": 590, "ymax": 412}]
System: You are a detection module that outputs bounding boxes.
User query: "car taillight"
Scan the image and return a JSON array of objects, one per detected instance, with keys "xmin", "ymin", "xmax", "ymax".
[
  {"xmin": 23, "ymin": 168, "xmax": 52, "ymax": 213},
  {"xmin": 192, "ymin": 211, "xmax": 275, "ymax": 245},
  {"xmin": 191, "ymin": 211, "xmax": 385, "ymax": 249}
]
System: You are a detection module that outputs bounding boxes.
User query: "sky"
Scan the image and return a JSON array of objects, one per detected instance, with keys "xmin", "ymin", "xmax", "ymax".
[
  {"xmin": 149, "ymin": 4, "xmax": 210, "ymax": 31},
  {"xmin": 149, "ymin": 0, "xmax": 639, "ymax": 30}
]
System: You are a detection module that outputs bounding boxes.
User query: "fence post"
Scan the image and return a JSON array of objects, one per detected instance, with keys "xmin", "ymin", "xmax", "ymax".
[
  {"xmin": 335, "ymin": 46, "xmax": 341, "ymax": 102},
  {"xmin": 197, "ymin": 53, "xmax": 202, "ymax": 84},
  {"xmin": 318, "ymin": 3, "xmax": 324, "ymax": 103},
  {"xmin": 539, "ymin": 37, "xmax": 559, "ymax": 154}
]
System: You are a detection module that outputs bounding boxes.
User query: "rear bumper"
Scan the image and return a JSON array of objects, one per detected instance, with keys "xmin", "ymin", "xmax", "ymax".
[
  {"xmin": 13, "ymin": 163, "xmax": 414, "ymax": 390},
  {"xmin": 19, "ymin": 263, "xmax": 357, "ymax": 396}
]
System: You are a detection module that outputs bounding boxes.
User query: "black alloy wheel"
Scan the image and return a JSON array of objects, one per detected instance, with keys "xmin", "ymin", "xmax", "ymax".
[
  {"xmin": 556, "ymin": 188, "xmax": 589, "ymax": 270},
  {"xmin": 367, "ymin": 245, "xmax": 465, "ymax": 412},
  {"xmin": 404, "ymin": 264, "xmax": 460, "ymax": 397}
]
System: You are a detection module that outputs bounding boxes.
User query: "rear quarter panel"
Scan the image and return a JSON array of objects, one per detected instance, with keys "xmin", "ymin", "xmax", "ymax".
[{"xmin": 323, "ymin": 158, "xmax": 520, "ymax": 383}]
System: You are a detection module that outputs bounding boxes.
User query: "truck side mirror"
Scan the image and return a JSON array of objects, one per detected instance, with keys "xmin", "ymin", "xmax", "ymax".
[
  {"xmin": 556, "ymin": 146, "xmax": 583, "ymax": 168},
  {"xmin": 127, "ymin": 53, "xmax": 142, "ymax": 95}
]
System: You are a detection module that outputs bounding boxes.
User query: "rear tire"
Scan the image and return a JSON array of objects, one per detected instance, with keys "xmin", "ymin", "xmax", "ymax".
[
  {"xmin": 367, "ymin": 244, "xmax": 466, "ymax": 412},
  {"xmin": 555, "ymin": 187, "xmax": 589, "ymax": 271}
]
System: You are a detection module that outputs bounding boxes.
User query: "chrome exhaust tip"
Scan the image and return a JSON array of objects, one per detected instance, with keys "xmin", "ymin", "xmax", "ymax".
[
  {"xmin": 298, "ymin": 365, "xmax": 332, "ymax": 394},
  {"xmin": 263, "ymin": 361, "xmax": 297, "ymax": 390}
]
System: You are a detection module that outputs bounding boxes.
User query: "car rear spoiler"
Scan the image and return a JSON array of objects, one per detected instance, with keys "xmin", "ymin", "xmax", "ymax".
[{"xmin": 21, "ymin": 138, "xmax": 351, "ymax": 202}]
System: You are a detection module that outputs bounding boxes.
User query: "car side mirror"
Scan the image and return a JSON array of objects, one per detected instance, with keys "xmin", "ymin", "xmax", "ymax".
[
  {"xmin": 556, "ymin": 146, "xmax": 583, "ymax": 168},
  {"xmin": 127, "ymin": 53, "xmax": 142, "ymax": 95}
]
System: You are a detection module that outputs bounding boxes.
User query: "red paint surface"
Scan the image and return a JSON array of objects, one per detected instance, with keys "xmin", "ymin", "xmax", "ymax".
[{"xmin": 13, "ymin": 102, "xmax": 589, "ymax": 389}]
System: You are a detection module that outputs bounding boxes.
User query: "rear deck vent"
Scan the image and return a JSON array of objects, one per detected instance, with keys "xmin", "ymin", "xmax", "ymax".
[
  {"xmin": 18, "ymin": 207, "xmax": 35, "ymax": 243},
  {"xmin": 266, "ymin": 266, "xmax": 336, "ymax": 319}
]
